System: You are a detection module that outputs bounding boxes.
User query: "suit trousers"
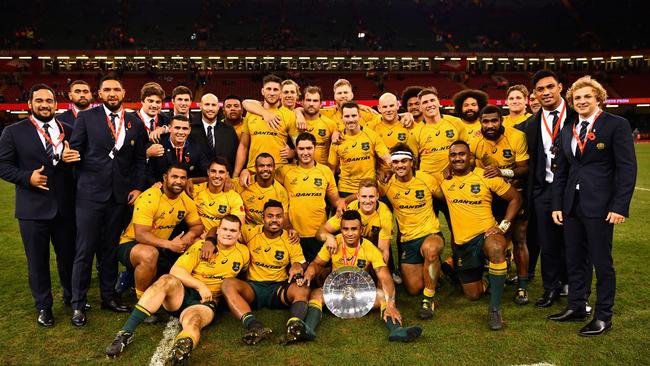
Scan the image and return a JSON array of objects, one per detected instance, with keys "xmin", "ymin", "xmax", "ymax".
[
  {"xmin": 564, "ymin": 191, "xmax": 615, "ymax": 321},
  {"xmin": 18, "ymin": 214, "xmax": 75, "ymax": 310},
  {"xmin": 70, "ymin": 198, "xmax": 126, "ymax": 310},
  {"xmin": 533, "ymin": 183, "xmax": 568, "ymax": 292}
]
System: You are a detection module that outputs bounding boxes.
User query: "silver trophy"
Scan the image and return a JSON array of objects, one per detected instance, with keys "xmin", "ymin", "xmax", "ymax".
[{"xmin": 323, "ymin": 266, "xmax": 376, "ymax": 319}]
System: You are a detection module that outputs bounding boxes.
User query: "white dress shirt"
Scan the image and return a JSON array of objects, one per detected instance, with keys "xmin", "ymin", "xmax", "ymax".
[
  {"xmin": 540, "ymin": 99, "xmax": 567, "ymax": 183},
  {"xmin": 103, "ymin": 105, "xmax": 126, "ymax": 152},
  {"xmin": 35, "ymin": 118, "xmax": 63, "ymax": 166}
]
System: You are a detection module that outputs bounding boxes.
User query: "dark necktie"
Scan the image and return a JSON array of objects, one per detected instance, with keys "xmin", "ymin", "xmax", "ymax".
[
  {"xmin": 110, "ymin": 113, "xmax": 118, "ymax": 137},
  {"xmin": 207, "ymin": 125, "xmax": 215, "ymax": 151},
  {"xmin": 42, "ymin": 122, "xmax": 56, "ymax": 161},
  {"xmin": 550, "ymin": 110, "xmax": 559, "ymax": 133},
  {"xmin": 149, "ymin": 118, "xmax": 155, "ymax": 131},
  {"xmin": 575, "ymin": 121, "xmax": 589, "ymax": 157}
]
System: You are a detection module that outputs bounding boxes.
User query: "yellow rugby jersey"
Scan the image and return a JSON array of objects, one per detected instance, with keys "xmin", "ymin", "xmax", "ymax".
[
  {"xmin": 472, "ymin": 127, "xmax": 529, "ymax": 171},
  {"xmin": 234, "ymin": 179, "xmax": 290, "ymax": 225},
  {"xmin": 120, "ymin": 187, "xmax": 200, "ymax": 244},
  {"xmin": 320, "ymin": 106, "xmax": 379, "ymax": 131},
  {"xmin": 461, "ymin": 120, "xmax": 483, "ymax": 149},
  {"xmin": 328, "ymin": 128, "xmax": 390, "ymax": 194},
  {"xmin": 174, "ymin": 241, "xmax": 250, "ymax": 297},
  {"xmin": 276, "ymin": 162, "xmax": 337, "ymax": 237},
  {"xmin": 502, "ymin": 113, "xmax": 531, "ymax": 128},
  {"xmin": 242, "ymin": 106, "xmax": 298, "ymax": 171},
  {"xmin": 409, "ymin": 115, "xmax": 468, "ymax": 174},
  {"xmin": 240, "ymin": 224, "xmax": 305, "ymax": 282},
  {"xmin": 374, "ymin": 118, "xmax": 413, "ymax": 149},
  {"xmin": 305, "ymin": 114, "xmax": 337, "ymax": 165},
  {"xmin": 194, "ymin": 188, "xmax": 245, "ymax": 232},
  {"xmin": 317, "ymin": 235, "xmax": 386, "ymax": 271},
  {"xmin": 380, "ymin": 171, "xmax": 441, "ymax": 241},
  {"xmin": 233, "ymin": 122, "xmax": 244, "ymax": 140},
  {"xmin": 326, "ymin": 200, "xmax": 393, "ymax": 244},
  {"xmin": 439, "ymin": 167, "xmax": 511, "ymax": 245}
]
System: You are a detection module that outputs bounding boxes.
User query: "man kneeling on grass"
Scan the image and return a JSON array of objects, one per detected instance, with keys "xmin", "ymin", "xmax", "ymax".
[
  {"xmin": 105, "ymin": 215, "xmax": 249, "ymax": 364},
  {"xmin": 296, "ymin": 210, "xmax": 422, "ymax": 343}
]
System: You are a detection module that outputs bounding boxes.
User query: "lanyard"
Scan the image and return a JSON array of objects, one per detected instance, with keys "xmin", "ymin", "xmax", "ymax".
[
  {"xmin": 341, "ymin": 239, "xmax": 361, "ymax": 266},
  {"xmin": 541, "ymin": 103, "xmax": 566, "ymax": 143},
  {"xmin": 29, "ymin": 116, "xmax": 65, "ymax": 149},
  {"xmin": 572, "ymin": 110, "xmax": 602, "ymax": 155},
  {"xmin": 136, "ymin": 110, "xmax": 158, "ymax": 133},
  {"xmin": 105, "ymin": 110, "xmax": 125, "ymax": 143}
]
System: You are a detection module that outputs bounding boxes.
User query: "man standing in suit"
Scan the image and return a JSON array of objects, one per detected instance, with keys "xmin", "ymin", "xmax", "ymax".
[
  {"xmin": 57, "ymin": 80, "xmax": 93, "ymax": 125},
  {"xmin": 0, "ymin": 84, "xmax": 75, "ymax": 327},
  {"xmin": 189, "ymin": 93, "xmax": 238, "ymax": 174},
  {"xmin": 62, "ymin": 75, "xmax": 148, "ymax": 326},
  {"xmin": 550, "ymin": 76, "xmax": 636, "ymax": 336},
  {"xmin": 517, "ymin": 70, "xmax": 574, "ymax": 308},
  {"xmin": 133, "ymin": 82, "xmax": 170, "ymax": 145}
]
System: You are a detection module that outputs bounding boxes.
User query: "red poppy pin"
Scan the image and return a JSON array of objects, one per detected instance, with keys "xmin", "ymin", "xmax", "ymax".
[
  {"xmin": 185, "ymin": 156, "xmax": 190, "ymax": 163},
  {"xmin": 127, "ymin": 122, "xmax": 132, "ymax": 129},
  {"xmin": 587, "ymin": 132, "xmax": 595, "ymax": 141}
]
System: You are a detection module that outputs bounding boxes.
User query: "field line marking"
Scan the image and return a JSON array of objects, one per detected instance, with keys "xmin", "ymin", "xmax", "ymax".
[
  {"xmin": 511, "ymin": 363, "xmax": 556, "ymax": 366},
  {"xmin": 636, "ymin": 186, "xmax": 650, "ymax": 192},
  {"xmin": 149, "ymin": 318, "xmax": 181, "ymax": 366}
]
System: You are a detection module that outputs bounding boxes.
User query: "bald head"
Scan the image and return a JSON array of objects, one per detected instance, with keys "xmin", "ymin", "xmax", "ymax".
[
  {"xmin": 378, "ymin": 93, "xmax": 399, "ymax": 122},
  {"xmin": 201, "ymin": 93, "xmax": 220, "ymax": 122}
]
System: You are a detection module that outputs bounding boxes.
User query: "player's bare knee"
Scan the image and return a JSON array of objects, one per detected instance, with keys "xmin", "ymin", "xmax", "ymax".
[
  {"xmin": 310, "ymin": 288, "xmax": 324, "ymax": 302},
  {"xmin": 134, "ymin": 245, "xmax": 159, "ymax": 268},
  {"xmin": 464, "ymin": 290, "xmax": 482, "ymax": 301}
]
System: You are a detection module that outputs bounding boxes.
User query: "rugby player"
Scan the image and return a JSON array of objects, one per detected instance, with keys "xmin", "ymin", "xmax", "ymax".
[
  {"xmin": 438, "ymin": 140, "xmax": 522, "ymax": 330},
  {"xmin": 299, "ymin": 210, "xmax": 422, "ymax": 343},
  {"xmin": 105, "ymin": 215, "xmax": 249, "ymax": 363},
  {"xmin": 472, "ymin": 105, "xmax": 530, "ymax": 304},
  {"xmin": 222, "ymin": 95, "xmax": 245, "ymax": 139},
  {"xmin": 276, "ymin": 132, "xmax": 346, "ymax": 262},
  {"xmin": 118, "ymin": 164, "xmax": 203, "ymax": 300},
  {"xmin": 219, "ymin": 200, "xmax": 309, "ymax": 345},
  {"xmin": 194, "ymin": 157, "xmax": 246, "ymax": 232},
  {"xmin": 502, "ymin": 85, "xmax": 532, "ymax": 128},
  {"xmin": 134, "ymin": 82, "xmax": 169, "ymax": 148},
  {"xmin": 299, "ymin": 86, "xmax": 337, "ymax": 165},
  {"xmin": 452, "ymin": 89, "xmax": 488, "ymax": 148},
  {"xmin": 400, "ymin": 86, "xmax": 424, "ymax": 123},
  {"xmin": 328, "ymin": 101, "xmax": 391, "ymax": 196},
  {"xmin": 320, "ymin": 78, "xmax": 379, "ymax": 131},
  {"xmin": 380, "ymin": 143, "xmax": 445, "ymax": 319},
  {"xmin": 58, "ymin": 80, "xmax": 92, "ymax": 125}
]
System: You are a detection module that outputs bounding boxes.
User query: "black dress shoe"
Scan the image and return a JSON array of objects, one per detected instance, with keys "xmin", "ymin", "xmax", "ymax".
[
  {"xmin": 63, "ymin": 300, "xmax": 91, "ymax": 311},
  {"xmin": 548, "ymin": 308, "xmax": 589, "ymax": 322},
  {"xmin": 71, "ymin": 309, "xmax": 87, "ymax": 327},
  {"xmin": 37, "ymin": 309, "xmax": 54, "ymax": 327},
  {"xmin": 579, "ymin": 319, "xmax": 612, "ymax": 336},
  {"xmin": 535, "ymin": 290, "xmax": 559, "ymax": 308},
  {"xmin": 101, "ymin": 299, "xmax": 131, "ymax": 313}
]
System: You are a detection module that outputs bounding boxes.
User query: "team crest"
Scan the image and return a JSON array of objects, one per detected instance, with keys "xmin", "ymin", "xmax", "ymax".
[
  {"xmin": 371, "ymin": 226, "xmax": 380, "ymax": 233},
  {"xmin": 314, "ymin": 178, "xmax": 322, "ymax": 187},
  {"xmin": 318, "ymin": 129, "xmax": 326, "ymax": 137},
  {"xmin": 218, "ymin": 205, "xmax": 227, "ymax": 214},
  {"xmin": 177, "ymin": 210, "xmax": 185, "ymax": 220},
  {"xmin": 445, "ymin": 130, "xmax": 455, "ymax": 138},
  {"xmin": 361, "ymin": 142, "xmax": 370, "ymax": 151},
  {"xmin": 502, "ymin": 149, "xmax": 513, "ymax": 158},
  {"xmin": 275, "ymin": 250, "xmax": 285, "ymax": 260},
  {"xmin": 470, "ymin": 184, "xmax": 481, "ymax": 194},
  {"xmin": 357, "ymin": 259, "xmax": 367, "ymax": 269},
  {"xmin": 397, "ymin": 133, "xmax": 407, "ymax": 141},
  {"xmin": 232, "ymin": 262, "xmax": 241, "ymax": 271},
  {"xmin": 415, "ymin": 190, "xmax": 425, "ymax": 199}
]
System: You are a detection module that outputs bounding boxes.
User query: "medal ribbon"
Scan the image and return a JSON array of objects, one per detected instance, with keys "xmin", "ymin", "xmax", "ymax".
[
  {"xmin": 29, "ymin": 116, "xmax": 65, "ymax": 149},
  {"xmin": 342, "ymin": 239, "xmax": 361, "ymax": 266},
  {"xmin": 136, "ymin": 110, "xmax": 158, "ymax": 133},
  {"xmin": 572, "ymin": 110, "xmax": 602, "ymax": 155},
  {"xmin": 541, "ymin": 103, "xmax": 566, "ymax": 143},
  {"xmin": 105, "ymin": 110, "xmax": 125, "ymax": 143}
]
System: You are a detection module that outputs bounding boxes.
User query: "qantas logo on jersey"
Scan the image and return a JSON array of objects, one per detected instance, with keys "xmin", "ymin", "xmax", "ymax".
[
  {"xmin": 254, "ymin": 262, "xmax": 283, "ymax": 270},
  {"xmin": 398, "ymin": 203, "xmax": 426, "ymax": 209},
  {"xmin": 343, "ymin": 156, "xmax": 371, "ymax": 163},
  {"xmin": 451, "ymin": 199, "xmax": 482, "ymax": 205},
  {"xmin": 292, "ymin": 192, "xmax": 323, "ymax": 197},
  {"xmin": 252, "ymin": 131, "xmax": 278, "ymax": 136},
  {"xmin": 423, "ymin": 146, "xmax": 451, "ymax": 154}
]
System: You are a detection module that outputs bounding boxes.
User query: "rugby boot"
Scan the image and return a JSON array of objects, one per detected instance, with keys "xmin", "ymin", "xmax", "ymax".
[
  {"xmin": 242, "ymin": 326, "xmax": 273, "ymax": 345},
  {"xmin": 388, "ymin": 325, "xmax": 423, "ymax": 342},
  {"xmin": 105, "ymin": 331, "xmax": 133, "ymax": 358},
  {"xmin": 417, "ymin": 298, "xmax": 434, "ymax": 319},
  {"xmin": 169, "ymin": 337, "xmax": 193, "ymax": 365},
  {"xmin": 488, "ymin": 308, "xmax": 503, "ymax": 330},
  {"xmin": 514, "ymin": 288, "xmax": 529, "ymax": 305}
]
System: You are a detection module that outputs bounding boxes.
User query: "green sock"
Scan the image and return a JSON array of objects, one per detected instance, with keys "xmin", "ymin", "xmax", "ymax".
[
  {"xmin": 305, "ymin": 302, "xmax": 322, "ymax": 331},
  {"xmin": 382, "ymin": 311, "xmax": 400, "ymax": 332},
  {"xmin": 122, "ymin": 304, "xmax": 151, "ymax": 334},
  {"xmin": 241, "ymin": 312, "xmax": 262, "ymax": 330},
  {"xmin": 518, "ymin": 275, "xmax": 528, "ymax": 289},
  {"xmin": 488, "ymin": 261, "xmax": 507, "ymax": 309}
]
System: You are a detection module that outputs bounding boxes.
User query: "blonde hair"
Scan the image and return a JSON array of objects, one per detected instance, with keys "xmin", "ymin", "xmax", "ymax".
[
  {"xmin": 566, "ymin": 76, "xmax": 608, "ymax": 108},
  {"xmin": 281, "ymin": 79, "xmax": 301, "ymax": 98},
  {"xmin": 333, "ymin": 79, "xmax": 352, "ymax": 91},
  {"xmin": 506, "ymin": 84, "xmax": 529, "ymax": 99}
]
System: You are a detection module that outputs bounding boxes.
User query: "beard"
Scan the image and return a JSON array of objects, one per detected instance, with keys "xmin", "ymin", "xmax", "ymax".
[
  {"xmin": 74, "ymin": 99, "xmax": 90, "ymax": 109},
  {"xmin": 461, "ymin": 110, "xmax": 478, "ymax": 122},
  {"xmin": 103, "ymin": 100, "xmax": 123, "ymax": 112},
  {"xmin": 31, "ymin": 109, "xmax": 53, "ymax": 123}
]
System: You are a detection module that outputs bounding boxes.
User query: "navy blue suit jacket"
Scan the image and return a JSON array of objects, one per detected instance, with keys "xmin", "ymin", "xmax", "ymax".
[
  {"xmin": 146, "ymin": 134, "xmax": 209, "ymax": 185},
  {"xmin": 0, "ymin": 118, "xmax": 75, "ymax": 220},
  {"xmin": 69, "ymin": 106, "xmax": 147, "ymax": 203},
  {"xmin": 552, "ymin": 111, "xmax": 637, "ymax": 217}
]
